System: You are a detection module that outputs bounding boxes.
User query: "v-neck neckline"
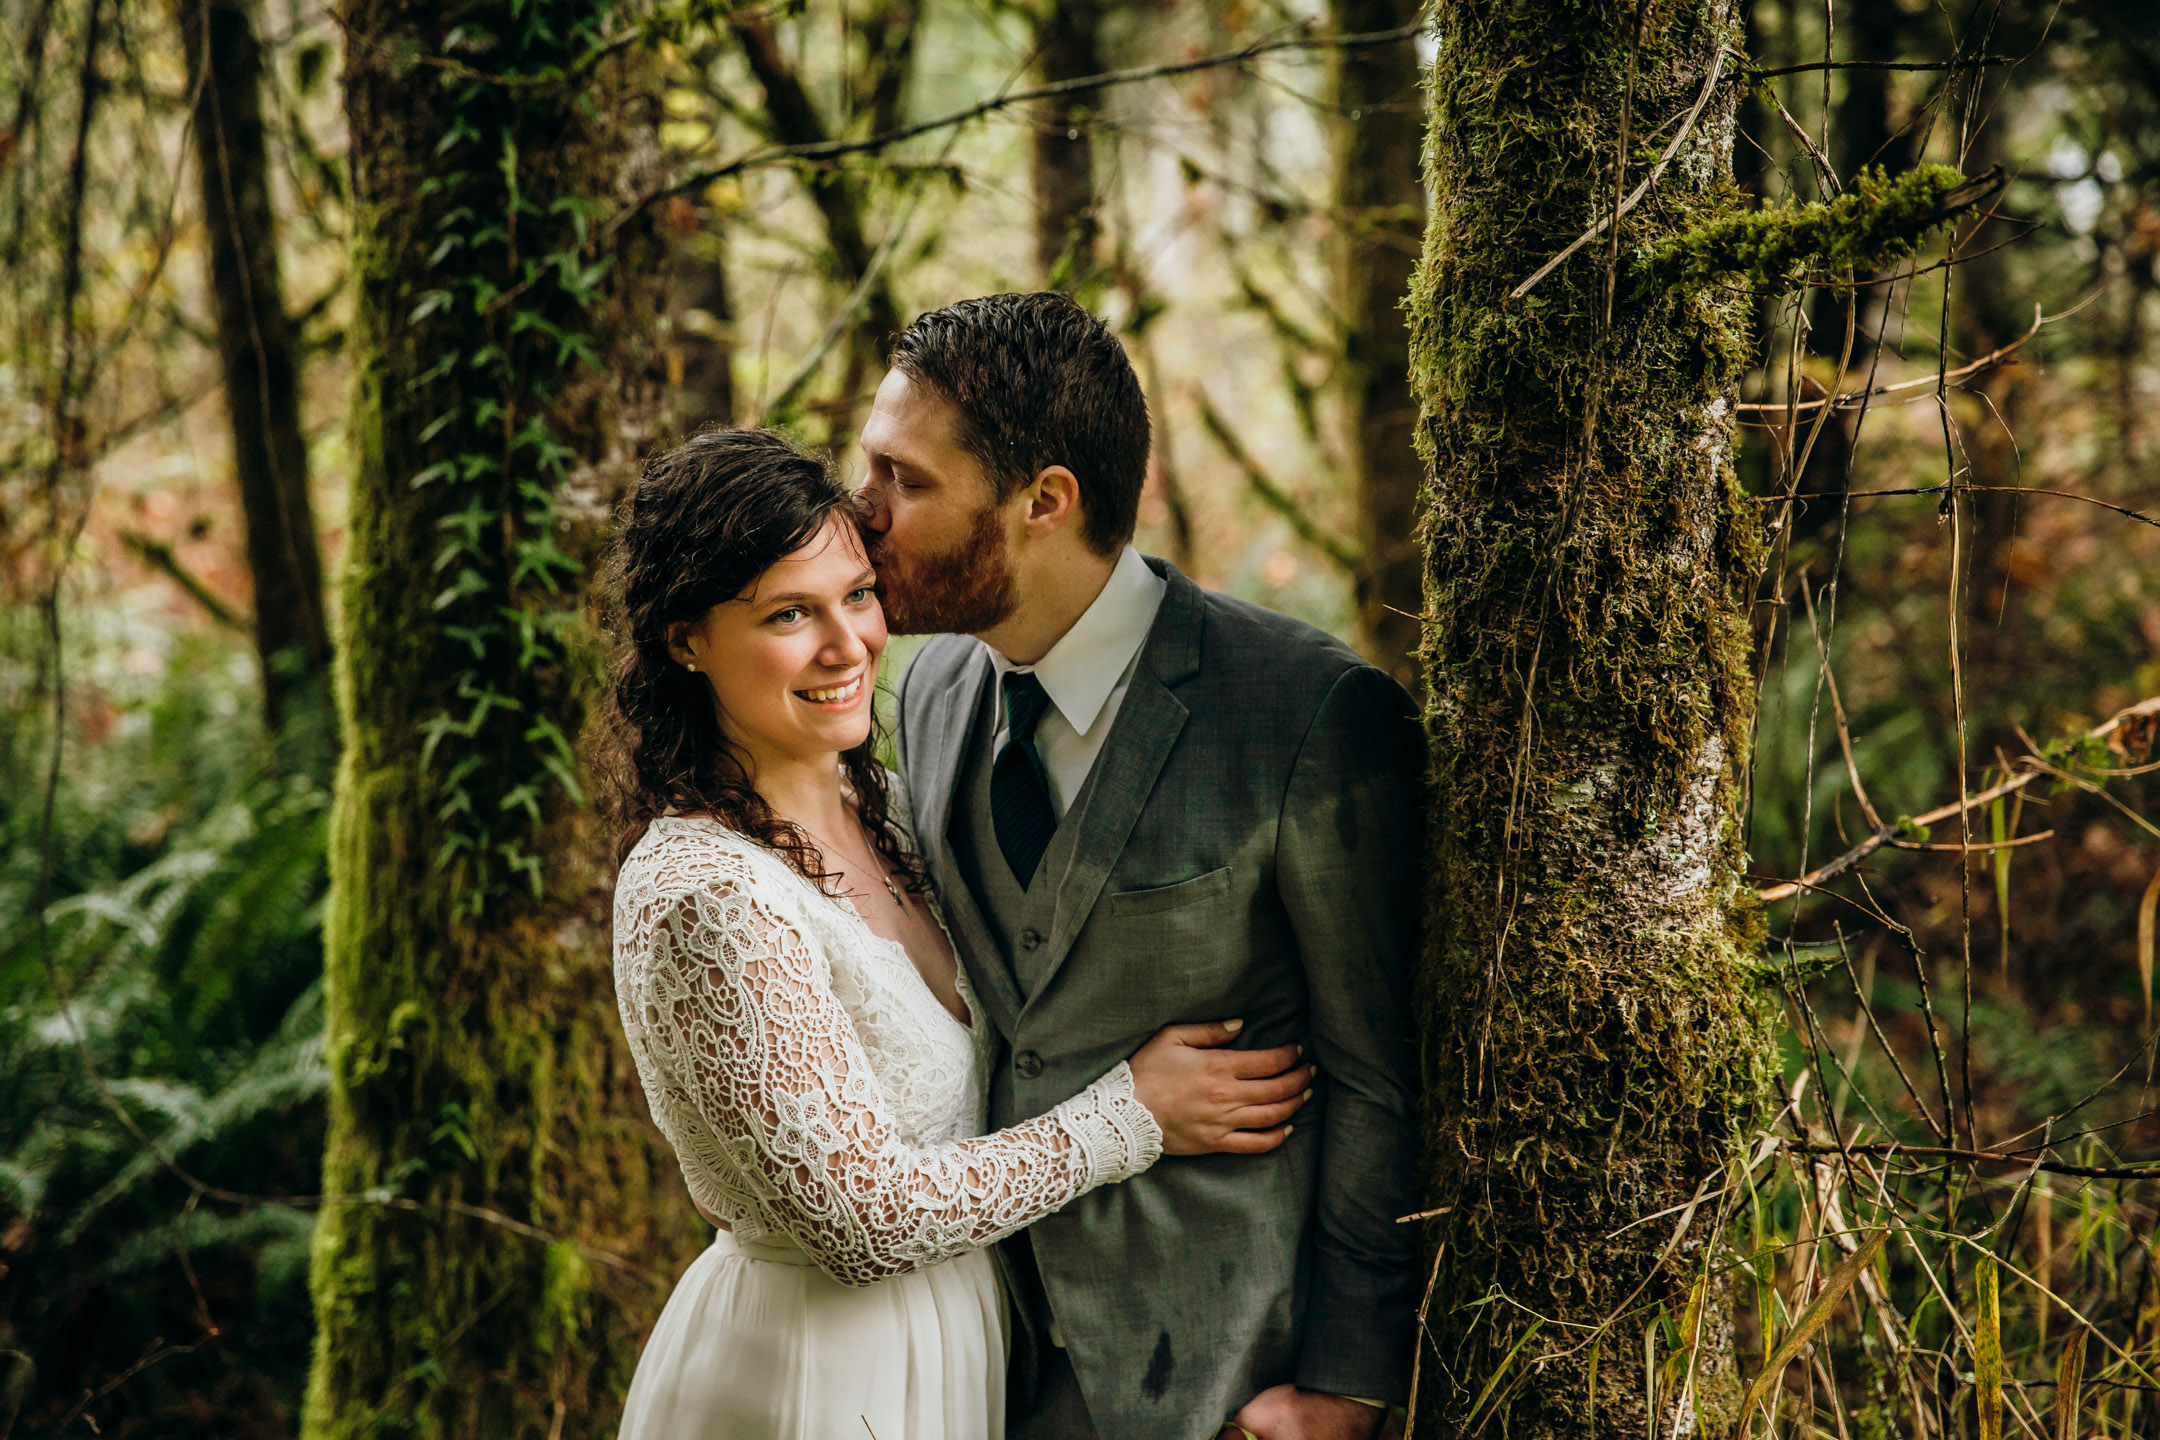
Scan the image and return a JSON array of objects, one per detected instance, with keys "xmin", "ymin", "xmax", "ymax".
[{"xmin": 662, "ymin": 815, "xmax": 975, "ymax": 1034}]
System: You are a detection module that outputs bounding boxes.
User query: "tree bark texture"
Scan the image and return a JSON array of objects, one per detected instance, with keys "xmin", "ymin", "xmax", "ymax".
[
  {"xmin": 1032, "ymin": 0, "xmax": 1104, "ymax": 286},
  {"xmin": 1410, "ymin": 3, "xmax": 1778, "ymax": 1435},
  {"xmin": 304, "ymin": 4, "xmax": 697, "ymax": 1436},
  {"xmin": 176, "ymin": 0, "xmax": 331, "ymax": 744},
  {"xmin": 1330, "ymin": 0, "xmax": 1424, "ymax": 685}
]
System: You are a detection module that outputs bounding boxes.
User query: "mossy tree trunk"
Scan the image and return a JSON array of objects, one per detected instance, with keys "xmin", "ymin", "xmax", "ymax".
[
  {"xmin": 1331, "ymin": 0, "xmax": 1425, "ymax": 685},
  {"xmin": 304, "ymin": 3, "xmax": 699, "ymax": 1436},
  {"xmin": 176, "ymin": 0, "xmax": 332, "ymax": 753},
  {"xmin": 1409, "ymin": 3, "xmax": 1776, "ymax": 1434}
]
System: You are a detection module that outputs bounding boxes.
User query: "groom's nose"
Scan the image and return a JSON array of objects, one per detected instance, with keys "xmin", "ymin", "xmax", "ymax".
[{"xmin": 852, "ymin": 482, "xmax": 891, "ymax": 533}]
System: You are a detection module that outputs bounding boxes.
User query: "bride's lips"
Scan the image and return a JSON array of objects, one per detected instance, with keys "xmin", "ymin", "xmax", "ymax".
[{"xmin": 794, "ymin": 673, "xmax": 867, "ymax": 711}]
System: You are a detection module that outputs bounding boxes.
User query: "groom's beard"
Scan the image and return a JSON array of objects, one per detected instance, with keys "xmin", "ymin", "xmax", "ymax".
[{"xmin": 871, "ymin": 502, "xmax": 1018, "ymax": 637}]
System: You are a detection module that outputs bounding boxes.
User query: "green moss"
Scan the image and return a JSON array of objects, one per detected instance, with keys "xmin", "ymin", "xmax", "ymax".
[
  {"xmin": 301, "ymin": 5, "xmax": 698, "ymax": 1438},
  {"xmin": 1636, "ymin": 162, "xmax": 1975, "ymax": 294},
  {"xmin": 1405, "ymin": 3, "xmax": 1783, "ymax": 1436}
]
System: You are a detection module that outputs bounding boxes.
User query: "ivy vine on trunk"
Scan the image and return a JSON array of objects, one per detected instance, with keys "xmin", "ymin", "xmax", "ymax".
[{"xmin": 305, "ymin": 1, "xmax": 697, "ymax": 1435}]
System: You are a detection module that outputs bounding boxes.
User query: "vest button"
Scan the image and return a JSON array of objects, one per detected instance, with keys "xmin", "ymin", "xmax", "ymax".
[
  {"xmin": 1014, "ymin": 1050, "xmax": 1044, "ymax": 1079},
  {"xmin": 1018, "ymin": 929, "xmax": 1043, "ymax": 951}
]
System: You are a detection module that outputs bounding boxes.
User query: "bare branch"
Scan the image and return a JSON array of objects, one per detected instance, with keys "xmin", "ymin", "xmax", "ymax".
[
  {"xmin": 1195, "ymin": 390, "xmax": 1362, "ymax": 574},
  {"xmin": 1787, "ymin": 1140, "xmax": 2160, "ymax": 1182},
  {"xmin": 604, "ymin": 21, "xmax": 1427, "ymax": 240},
  {"xmin": 1756, "ymin": 696, "xmax": 2160, "ymax": 903}
]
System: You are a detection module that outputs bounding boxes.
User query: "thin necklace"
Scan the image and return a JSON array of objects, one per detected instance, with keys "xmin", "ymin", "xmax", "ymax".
[{"xmin": 800, "ymin": 816, "xmax": 910, "ymax": 913}]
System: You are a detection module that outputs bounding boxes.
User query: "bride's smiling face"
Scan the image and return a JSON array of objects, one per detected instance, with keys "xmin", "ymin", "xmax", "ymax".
[{"xmin": 668, "ymin": 514, "xmax": 888, "ymax": 769}]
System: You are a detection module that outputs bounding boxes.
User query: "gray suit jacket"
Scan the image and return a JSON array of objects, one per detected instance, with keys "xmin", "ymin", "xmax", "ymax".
[{"xmin": 896, "ymin": 558, "xmax": 1423, "ymax": 1440}]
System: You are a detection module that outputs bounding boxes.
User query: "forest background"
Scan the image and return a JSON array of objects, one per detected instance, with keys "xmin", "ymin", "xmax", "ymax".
[{"xmin": 4, "ymin": 0, "xmax": 2160, "ymax": 1435}]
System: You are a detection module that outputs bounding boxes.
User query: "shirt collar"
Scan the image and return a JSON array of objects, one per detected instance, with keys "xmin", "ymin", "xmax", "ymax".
[{"xmin": 988, "ymin": 546, "xmax": 1167, "ymax": 739}]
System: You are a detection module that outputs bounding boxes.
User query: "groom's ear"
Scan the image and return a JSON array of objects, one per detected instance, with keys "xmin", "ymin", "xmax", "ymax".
[{"xmin": 1021, "ymin": 464, "xmax": 1083, "ymax": 537}]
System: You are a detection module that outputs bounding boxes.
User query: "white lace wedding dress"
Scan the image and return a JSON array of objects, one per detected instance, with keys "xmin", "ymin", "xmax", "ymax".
[{"xmin": 612, "ymin": 814, "xmax": 1163, "ymax": 1440}]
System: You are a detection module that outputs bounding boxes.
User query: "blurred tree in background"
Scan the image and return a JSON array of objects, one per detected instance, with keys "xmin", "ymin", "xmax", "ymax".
[{"xmin": 1, "ymin": 0, "xmax": 2157, "ymax": 1434}]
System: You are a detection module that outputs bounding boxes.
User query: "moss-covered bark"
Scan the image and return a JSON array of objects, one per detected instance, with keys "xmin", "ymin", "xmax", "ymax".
[
  {"xmin": 1408, "ymin": 3, "xmax": 1988, "ymax": 1433},
  {"xmin": 1407, "ymin": 4, "xmax": 1776, "ymax": 1434},
  {"xmin": 303, "ymin": 4, "xmax": 701, "ymax": 1436}
]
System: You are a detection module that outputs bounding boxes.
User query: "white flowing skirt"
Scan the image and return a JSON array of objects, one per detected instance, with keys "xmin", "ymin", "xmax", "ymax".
[{"xmin": 618, "ymin": 1230, "xmax": 1007, "ymax": 1440}]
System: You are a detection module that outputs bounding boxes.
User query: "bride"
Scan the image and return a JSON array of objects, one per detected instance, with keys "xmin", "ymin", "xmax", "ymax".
[{"xmin": 601, "ymin": 428, "xmax": 1314, "ymax": 1440}]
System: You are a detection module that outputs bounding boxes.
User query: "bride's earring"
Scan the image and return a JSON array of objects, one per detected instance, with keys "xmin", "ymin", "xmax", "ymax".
[{"xmin": 684, "ymin": 660, "xmax": 698, "ymax": 673}]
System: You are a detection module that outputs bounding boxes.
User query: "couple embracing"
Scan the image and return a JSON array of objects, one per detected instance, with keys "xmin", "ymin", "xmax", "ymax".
[{"xmin": 603, "ymin": 292, "xmax": 1423, "ymax": 1440}]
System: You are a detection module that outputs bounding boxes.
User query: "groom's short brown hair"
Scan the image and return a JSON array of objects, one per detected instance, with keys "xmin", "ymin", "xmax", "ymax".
[{"xmin": 889, "ymin": 292, "xmax": 1149, "ymax": 557}]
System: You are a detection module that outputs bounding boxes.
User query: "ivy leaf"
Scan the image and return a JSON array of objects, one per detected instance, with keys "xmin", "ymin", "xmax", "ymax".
[
  {"xmin": 442, "ymin": 625, "xmax": 490, "ymax": 660},
  {"xmin": 417, "ymin": 411, "xmax": 459, "ymax": 445},
  {"xmin": 408, "ymin": 290, "xmax": 453, "ymax": 324},
  {"xmin": 436, "ymin": 494, "xmax": 493, "ymax": 550},
  {"xmin": 408, "ymin": 354, "xmax": 458, "ymax": 391},
  {"xmin": 499, "ymin": 784, "xmax": 544, "ymax": 831},
  {"xmin": 432, "ymin": 567, "xmax": 490, "ymax": 611},
  {"xmin": 409, "ymin": 461, "xmax": 456, "ymax": 489}
]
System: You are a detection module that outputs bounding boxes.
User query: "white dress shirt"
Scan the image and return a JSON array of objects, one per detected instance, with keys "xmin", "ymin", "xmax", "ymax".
[{"xmin": 986, "ymin": 545, "xmax": 1166, "ymax": 817}]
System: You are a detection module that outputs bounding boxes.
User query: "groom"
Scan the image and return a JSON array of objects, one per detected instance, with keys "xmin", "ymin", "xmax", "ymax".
[{"xmin": 861, "ymin": 292, "xmax": 1422, "ymax": 1440}]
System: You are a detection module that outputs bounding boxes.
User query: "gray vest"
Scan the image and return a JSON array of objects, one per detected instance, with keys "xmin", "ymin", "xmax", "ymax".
[{"xmin": 949, "ymin": 675, "xmax": 1101, "ymax": 1000}]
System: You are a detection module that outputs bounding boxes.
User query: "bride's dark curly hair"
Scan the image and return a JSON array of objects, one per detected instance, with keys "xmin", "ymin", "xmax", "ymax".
[{"xmin": 597, "ymin": 427, "xmax": 928, "ymax": 896}]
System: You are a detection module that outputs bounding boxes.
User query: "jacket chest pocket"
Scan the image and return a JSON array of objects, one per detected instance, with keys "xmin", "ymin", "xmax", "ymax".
[
  {"xmin": 1086, "ymin": 867, "xmax": 1252, "ymax": 1021},
  {"xmin": 1105, "ymin": 864, "xmax": 1232, "ymax": 917}
]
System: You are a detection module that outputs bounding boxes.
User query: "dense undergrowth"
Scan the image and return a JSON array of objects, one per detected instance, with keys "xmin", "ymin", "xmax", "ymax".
[{"xmin": 1, "ymin": 615, "xmax": 327, "ymax": 1438}]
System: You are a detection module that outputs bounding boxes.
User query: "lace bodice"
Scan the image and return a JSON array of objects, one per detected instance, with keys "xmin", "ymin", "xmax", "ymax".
[{"xmin": 613, "ymin": 815, "xmax": 1162, "ymax": 1286}]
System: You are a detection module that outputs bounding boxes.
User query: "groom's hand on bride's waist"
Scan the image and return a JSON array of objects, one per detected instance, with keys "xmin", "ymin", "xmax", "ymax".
[{"xmin": 1221, "ymin": 1384, "xmax": 1388, "ymax": 1440}]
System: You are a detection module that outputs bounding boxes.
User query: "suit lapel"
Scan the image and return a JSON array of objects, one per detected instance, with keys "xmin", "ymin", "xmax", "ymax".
[
  {"xmin": 1024, "ymin": 561, "xmax": 1205, "ymax": 1016},
  {"xmin": 915, "ymin": 644, "xmax": 1026, "ymax": 1037}
]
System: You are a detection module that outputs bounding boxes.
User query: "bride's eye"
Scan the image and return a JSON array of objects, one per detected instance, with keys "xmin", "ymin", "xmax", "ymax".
[
  {"xmin": 846, "ymin": 586, "xmax": 873, "ymax": 604},
  {"xmin": 768, "ymin": 606, "xmax": 805, "ymax": 625}
]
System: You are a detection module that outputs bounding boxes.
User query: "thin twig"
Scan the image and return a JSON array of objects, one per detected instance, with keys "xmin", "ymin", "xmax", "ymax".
[
  {"xmin": 1755, "ymin": 695, "xmax": 2160, "ymax": 902},
  {"xmin": 603, "ymin": 21, "xmax": 1427, "ymax": 240},
  {"xmin": 1508, "ymin": 43, "xmax": 1730, "ymax": 302},
  {"xmin": 1734, "ymin": 296, "xmax": 2082, "ymax": 414},
  {"xmin": 1744, "ymin": 54, "xmax": 2024, "ymax": 82},
  {"xmin": 1788, "ymin": 1142, "xmax": 2160, "ymax": 1182},
  {"xmin": 1195, "ymin": 390, "xmax": 1363, "ymax": 573},
  {"xmin": 1761, "ymin": 481, "xmax": 2160, "ymax": 532},
  {"xmin": 118, "ymin": 529, "xmax": 251, "ymax": 632}
]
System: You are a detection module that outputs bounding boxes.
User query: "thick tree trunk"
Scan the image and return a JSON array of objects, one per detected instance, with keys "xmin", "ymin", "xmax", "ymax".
[
  {"xmin": 176, "ymin": 0, "xmax": 330, "ymax": 748},
  {"xmin": 1331, "ymin": 0, "xmax": 1423, "ymax": 685},
  {"xmin": 1032, "ymin": 0, "xmax": 1103, "ymax": 286},
  {"xmin": 304, "ymin": 4, "xmax": 698, "ymax": 1436},
  {"xmin": 1410, "ymin": 4, "xmax": 1778, "ymax": 1435}
]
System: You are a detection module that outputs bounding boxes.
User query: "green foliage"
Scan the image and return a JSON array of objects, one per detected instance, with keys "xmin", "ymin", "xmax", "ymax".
[
  {"xmin": 1637, "ymin": 163, "xmax": 1974, "ymax": 296},
  {"xmin": 0, "ymin": 627, "xmax": 329, "ymax": 1437},
  {"xmin": 400, "ymin": 1, "xmax": 624, "ymax": 914}
]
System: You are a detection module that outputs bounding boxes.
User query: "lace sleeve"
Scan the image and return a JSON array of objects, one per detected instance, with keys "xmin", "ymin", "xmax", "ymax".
[{"xmin": 632, "ymin": 875, "xmax": 1161, "ymax": 1286}]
